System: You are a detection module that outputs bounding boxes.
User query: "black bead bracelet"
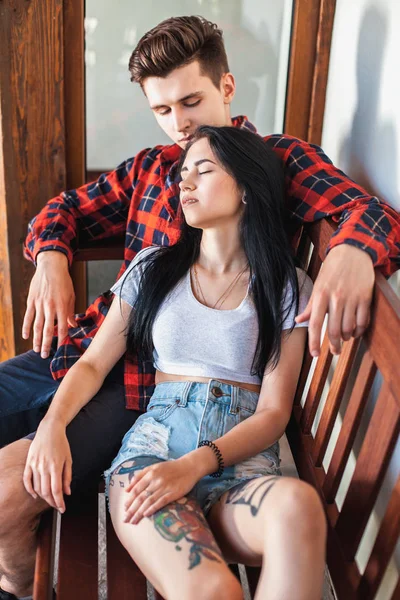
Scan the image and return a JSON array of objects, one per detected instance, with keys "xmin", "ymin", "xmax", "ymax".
[{"xmin": 198, "ymin": 440, "xmax": 225, "ymax": 478}]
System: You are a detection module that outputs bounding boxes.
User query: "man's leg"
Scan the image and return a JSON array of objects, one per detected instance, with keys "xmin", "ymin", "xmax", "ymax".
[
  {"xmin": 0, "ymin": 369, "xmax": 140, "ymax": 598},
  {"xmin": 0, "ymin": 351, "xmax": 58, "ymax": 447},
  {"xmin": 0, "ymin": 440, "xmax": 47, "ymax": 598}
]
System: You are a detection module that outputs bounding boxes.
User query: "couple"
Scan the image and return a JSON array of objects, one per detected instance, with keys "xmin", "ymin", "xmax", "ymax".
[{"xmin": 1, "ymin": 14, "xmax": 399, "ymax": 600}]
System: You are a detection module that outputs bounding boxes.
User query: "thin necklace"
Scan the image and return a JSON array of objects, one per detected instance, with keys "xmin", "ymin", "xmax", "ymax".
[{"xmin": 192, "ymin": 263, "xmax": 248, "ymax": 310}]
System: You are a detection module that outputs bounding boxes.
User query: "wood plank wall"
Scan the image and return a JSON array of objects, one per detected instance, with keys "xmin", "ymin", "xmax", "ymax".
[
  {"xmin": 0, "ymin": 0, "xmax": 85, "ymax": 361},
  {"xmin": 0, "ymin": 0, "xmax": 66, "ymax": 360},
  {"xmin": 285, "ymin": 0, "xmax": 336, "ymax": 145}
]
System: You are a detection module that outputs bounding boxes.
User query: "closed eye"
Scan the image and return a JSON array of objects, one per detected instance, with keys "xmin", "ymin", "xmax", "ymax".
[
  {"xmin": 156, "ymin": 99, "xmax": 201, "ymax": 116},
  {"xmin": 184, "ymin": 100, "xmax": 201, "ymax": 108},
  {"xmin": 198, "ymin": 170, "xmax": 212, "ymax": 175}
]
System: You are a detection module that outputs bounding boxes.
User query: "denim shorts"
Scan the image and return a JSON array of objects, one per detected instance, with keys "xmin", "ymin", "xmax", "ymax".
[{"xmin": 104, "ymin": 379, "xmax": 281, "ymax": 515}]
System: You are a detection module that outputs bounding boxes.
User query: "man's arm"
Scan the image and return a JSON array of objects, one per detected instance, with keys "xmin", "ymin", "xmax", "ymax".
[
  {"xmin": 22, "ymin": 150, "xmax": 149, "ymax": 357},
  {"xmin": 266, "ymin": 134, "xmax": 400, "ymax": 355}
]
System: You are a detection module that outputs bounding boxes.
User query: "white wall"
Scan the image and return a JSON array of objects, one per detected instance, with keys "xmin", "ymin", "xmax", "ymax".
[
  {"xmin": 321, "ymin": 2, "xmax": 400, "ymax": 597},
  {"xmin": 322, "ymin": 0, "xmax": 400, "ymax": 212}
]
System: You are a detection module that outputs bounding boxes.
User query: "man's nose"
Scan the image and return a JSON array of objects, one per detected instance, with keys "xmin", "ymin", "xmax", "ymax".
[{"xmin": 172, "ymin": 109, "xmax": 190, "ymax": 132}]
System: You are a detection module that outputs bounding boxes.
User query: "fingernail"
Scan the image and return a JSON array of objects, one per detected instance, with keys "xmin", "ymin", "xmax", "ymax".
[
  {"xmin": 58, "ymin": 508, "xmax": 65, "ymax": 514},
  {"xmin": 41, "ymin": 352, "xmax": 48, "ymax": 359},
  {"xmin": 311, "ymin": 351, "xmax": 319, "ymax": 357},
  {"xmin": 34, "ymin": 346, "xmax": 40, "ymax": 353}
]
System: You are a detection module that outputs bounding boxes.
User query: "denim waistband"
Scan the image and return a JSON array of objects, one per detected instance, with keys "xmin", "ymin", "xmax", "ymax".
[{"xmin": 150, "ymin": 379, "xmax": 260, "ymax": 415}]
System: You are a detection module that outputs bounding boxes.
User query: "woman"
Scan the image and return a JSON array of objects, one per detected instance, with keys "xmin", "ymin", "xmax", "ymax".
[{"xmin": 26, "ymin": 126, "xmax": 326, "ymax": 599}]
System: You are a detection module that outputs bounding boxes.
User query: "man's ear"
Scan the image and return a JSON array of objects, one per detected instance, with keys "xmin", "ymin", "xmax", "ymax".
[{"xmin": 221, "ymin": 72, "xmax": 236, "ymax": 105}]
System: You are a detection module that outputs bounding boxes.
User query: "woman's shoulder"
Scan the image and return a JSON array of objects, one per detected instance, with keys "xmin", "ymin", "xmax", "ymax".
[
  {"xmin": 282, "ymin": 268, "xmax": 313, "ymax": 310},
  {"xmin": 125, "ymin": 245, "xmax": 161, "ymax": 273},
  {"xmin": 295, "ymin": 268, "xmax": 313, "ymax": 295}
]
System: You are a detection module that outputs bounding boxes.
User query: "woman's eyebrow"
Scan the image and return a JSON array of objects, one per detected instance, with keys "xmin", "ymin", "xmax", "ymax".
[{"xmin": 181, "ymin": 158, "xmax": 217, "ymax": 173}]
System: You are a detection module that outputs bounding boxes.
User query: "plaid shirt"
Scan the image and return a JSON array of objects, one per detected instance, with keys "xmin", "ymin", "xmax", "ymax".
[{"xmin": 24, "ymin": 116, "xmax": 400, "ymax": 411}]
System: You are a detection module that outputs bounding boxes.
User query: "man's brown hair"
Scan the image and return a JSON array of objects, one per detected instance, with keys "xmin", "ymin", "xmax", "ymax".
[{"xmin": 129, "ymin": 15, "xmax": 229, "ymax": 89}]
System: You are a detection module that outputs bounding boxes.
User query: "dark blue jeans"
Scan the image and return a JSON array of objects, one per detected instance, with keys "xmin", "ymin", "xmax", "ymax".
[{"xmin": 0, "ymin": 351, "xmax": 139, "ymax": 501}]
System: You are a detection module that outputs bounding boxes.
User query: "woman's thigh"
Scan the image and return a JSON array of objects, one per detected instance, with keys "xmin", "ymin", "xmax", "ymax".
[
  {"xmin": 207, "ymin": 475, "xmax": 323, "ymax": 566},
  {"xmin": 109, "ymin": 467, "xmax": 242, "ymax": 600}
]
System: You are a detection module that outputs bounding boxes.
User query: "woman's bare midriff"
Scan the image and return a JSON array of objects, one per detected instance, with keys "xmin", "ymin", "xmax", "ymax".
[{"xmin": 155, "ymin": 370, "xmax": 261, "ymax": 393}]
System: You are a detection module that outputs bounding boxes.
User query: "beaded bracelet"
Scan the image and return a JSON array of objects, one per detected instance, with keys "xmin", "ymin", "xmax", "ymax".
[{"xmin": 198, "ymin": 440, "xmax": 225, "ymax": 478}]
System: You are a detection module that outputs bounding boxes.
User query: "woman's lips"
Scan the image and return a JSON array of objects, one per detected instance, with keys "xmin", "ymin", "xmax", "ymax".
[{"xmin": 182, "ymin": 197, "xmax": 198, "ymax": 207}]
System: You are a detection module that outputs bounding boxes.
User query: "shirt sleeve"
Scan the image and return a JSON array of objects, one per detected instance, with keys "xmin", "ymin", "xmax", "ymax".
[
  {"xmin": 110, "ymin": 246, "xmax": 159, "ymax": 307},
  {"xmin": 264, "ymin": 134, "xmax": 400, "ymax": 278},
  {"xmin": 282, "ymin": 268, "xmax": 313, "ymax": 331},
  {"xmin": 23, "ymin": 148, "xmax": 151, "ymax": 267}
]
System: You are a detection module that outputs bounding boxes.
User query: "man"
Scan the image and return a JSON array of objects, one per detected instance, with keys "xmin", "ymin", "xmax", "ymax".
[{"xmin": 0, "ymin": 15, "xmax": 399, "ymax": 600}]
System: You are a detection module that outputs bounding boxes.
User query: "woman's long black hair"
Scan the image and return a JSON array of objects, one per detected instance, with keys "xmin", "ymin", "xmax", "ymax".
[{"xmin": 124, "ymin": 125, "xmax": 299, "ymax": 377}]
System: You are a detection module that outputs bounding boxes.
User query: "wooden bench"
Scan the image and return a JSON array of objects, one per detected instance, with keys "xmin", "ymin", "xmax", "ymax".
[{"xmin": 33, "ymin": 219, "xmax": 400, "ymax": 599}]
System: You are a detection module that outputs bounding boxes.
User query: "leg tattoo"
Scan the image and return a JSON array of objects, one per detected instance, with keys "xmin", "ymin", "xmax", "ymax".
[
  {"xmin": 113, "ymin": 461, "xmax": 222, "ymax": 569},
  {"xmin": 226, "ymin": 477, "xmax": 279, "ymax": 516},
  {"xmin": 153, "ymin": 498, "xmax": 223, "ymax": 570}
]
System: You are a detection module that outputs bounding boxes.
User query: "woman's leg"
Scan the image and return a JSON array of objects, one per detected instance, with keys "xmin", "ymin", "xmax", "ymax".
[
  {"xmin": 207, "ymin": 475, "xmax": 327, "ymax": 600},
  {"xmin": 109, "ymin": 464, "xmax": 243, "ymax": 600}
]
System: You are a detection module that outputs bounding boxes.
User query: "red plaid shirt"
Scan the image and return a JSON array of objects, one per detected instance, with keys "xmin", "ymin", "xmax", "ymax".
[{"xmin": 24, "ymin": 117, "xmax": 400, "ymax": 411}]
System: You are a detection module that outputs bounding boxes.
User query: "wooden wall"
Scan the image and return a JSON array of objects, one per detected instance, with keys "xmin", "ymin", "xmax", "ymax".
[
  {"xmin": 0, "ymin": 0, "xmax": 84, "ymax": 361},
  {"xmin": 285, "ymin": 0, "xmax": 336, "ymax": 145}
]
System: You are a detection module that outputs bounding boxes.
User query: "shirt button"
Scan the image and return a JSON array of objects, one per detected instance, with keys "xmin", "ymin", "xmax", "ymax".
[{"xmin": 211, "ymin": 386, "xmax": 223, "ymax": 397}]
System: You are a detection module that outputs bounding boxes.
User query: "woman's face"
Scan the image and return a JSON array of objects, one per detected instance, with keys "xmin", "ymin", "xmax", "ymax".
[{"xmin": 179, "ymin": 137, "xmax": 243, "ymax": 230}]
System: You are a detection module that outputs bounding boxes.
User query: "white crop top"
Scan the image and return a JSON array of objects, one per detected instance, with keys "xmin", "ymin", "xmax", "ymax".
[{"xmin": 111, "ymin": 246, "xmax": 313, "ymax": 384}]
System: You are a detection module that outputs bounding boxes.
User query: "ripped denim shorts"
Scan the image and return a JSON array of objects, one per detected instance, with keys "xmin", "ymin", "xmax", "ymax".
[{"xmin": 104, "ymin": 379, "xmax": 281, "ymax": 515}]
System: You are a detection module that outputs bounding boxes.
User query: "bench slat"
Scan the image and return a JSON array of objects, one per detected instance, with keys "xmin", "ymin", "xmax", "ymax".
[
  {"xmin": 33, "ymin": 510, "xmax": 57, "ymax": 600},
  {"xmin": 301, "ymin": 332, "xmax": 333, "ymax": 433},
  {"xmin": 312, "ymin": 337, "xmax": 360, "ymax": 466},
  {"xmin": 245, "ymin": 566, "xmax": 261, "ymax": 599},
  {"xmin": 335, "ymin": 385, "xmax": 400, "ymax": 560},
  {"xmin": 294, "ymin": 348, "xmax": 313, "ymax": 407},
  {"xmin": 359, "ymin": 475, "xmax": 400, "ymax": 600},
  {"xmin": 390, "ymin": 575, "xmax": 400, "ymax": 600},
  {"xmin": 106, "ymin": 510, "xmax": 148, "ymax": 600},
  {"xmin": 57, "ymin": 497, "xmax": 98, "ymax": 600},
  {"xmin": 323, "ymin": 351, "xmax": 377, "ymax": 502},
  {"xmin": 364, "ymin": 273, "xmax": 400, "ymax": 403}
]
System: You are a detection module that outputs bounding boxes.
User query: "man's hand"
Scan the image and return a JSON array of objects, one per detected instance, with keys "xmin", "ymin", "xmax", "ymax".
[
  {"xmin": 22, "ymin": 251, "xmax": 77, "ymax": 358},
  {"xmin": 295, "ymin": 245, "xmax": 375, "ymax": 356},
  {"xmin": 23, "ymin": 418, "xmax": 72, "ymax": 513}
]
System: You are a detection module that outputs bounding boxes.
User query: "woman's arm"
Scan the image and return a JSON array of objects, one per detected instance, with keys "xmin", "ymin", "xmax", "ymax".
[{"xmin": 23, "ymin": 295, "xmax": 132, "ymax": 511}]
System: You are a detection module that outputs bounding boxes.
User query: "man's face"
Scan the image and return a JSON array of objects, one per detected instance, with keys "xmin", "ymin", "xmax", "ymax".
[{"xmin": 143, "ymin": 61, "xmax": 235, "ymax": 148}]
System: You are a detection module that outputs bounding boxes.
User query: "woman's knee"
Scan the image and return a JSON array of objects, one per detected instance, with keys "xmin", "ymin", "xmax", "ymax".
[
  {"xmin": 166, "ymin": 567, "xmax": 243, "ymax": 600},
  {"xmin": 269, "ymin": 478, "xmax": 327, "ymax": 541}
]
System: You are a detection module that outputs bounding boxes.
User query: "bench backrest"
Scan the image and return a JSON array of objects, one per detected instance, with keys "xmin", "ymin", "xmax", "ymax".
[{"xmin": 290, "ymin": 219, "xmax": 400, "ymax": 600}]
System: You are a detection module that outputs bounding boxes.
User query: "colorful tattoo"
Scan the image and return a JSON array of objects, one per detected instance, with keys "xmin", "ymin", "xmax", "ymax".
[
  {"xmin": 226, "ymin": 477, "xmax": 279, "ymax": 516},
  {"xmin": 153, "ymin": 498, "xmax": 222, "ymax": 570}
]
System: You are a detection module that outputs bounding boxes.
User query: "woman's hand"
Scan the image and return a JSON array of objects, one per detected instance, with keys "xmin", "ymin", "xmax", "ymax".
[
  {"xmin": 23, "ymin": 419, "xmax": 72, "ymax": 513},
  {"xmin": 123, "ymin": 458, "xmax": 200, "ymax": 524}
]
